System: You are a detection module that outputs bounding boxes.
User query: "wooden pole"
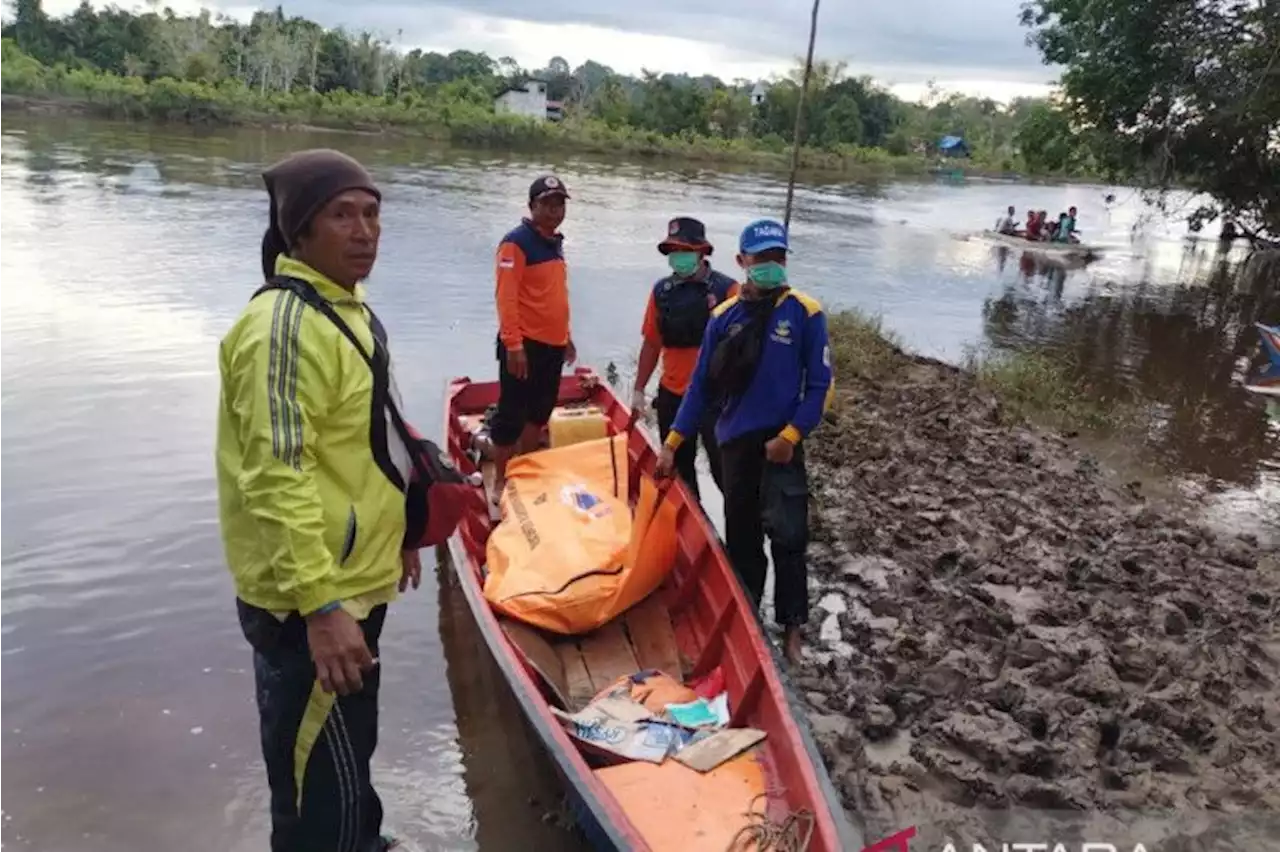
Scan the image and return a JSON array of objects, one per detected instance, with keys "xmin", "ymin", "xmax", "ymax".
[{"xmin": 783, "ymin": 0, "xmax": 822, "ymax": 232}]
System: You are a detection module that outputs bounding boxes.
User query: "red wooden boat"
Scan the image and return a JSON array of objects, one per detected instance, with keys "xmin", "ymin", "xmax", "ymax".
[{"xmin": 441, "ymin": 367, "xmax": 867, "ymax": 851}]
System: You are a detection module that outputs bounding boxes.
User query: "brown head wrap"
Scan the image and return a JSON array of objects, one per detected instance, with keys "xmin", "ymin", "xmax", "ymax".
[{"xmin": 260, "ymin": 149, "xmax": 381, "ymax": 279}]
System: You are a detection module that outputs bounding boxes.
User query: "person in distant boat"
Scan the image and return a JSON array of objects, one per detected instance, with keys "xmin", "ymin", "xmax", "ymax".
[
  {"xmin": 218, "ymin": 149, "xmax": 417, "ymax": 852},
  {"xmin": 654, "ymin": 219, "xmax": 834, "ymax": 665},
  {"xmin": 631, "ymin": 217, "xmax": 738, "ymax": 501},
  {"xmin": 1037, "ymin": 210, "xmax": 1051, "ymax": 240},
  {"xmin": 1064, "ymin": 206, "xmax": 1079, "ymax": 240},
  {"xmin": 491, "ymin": 175, "xmax": 576, "ymax": 498},
  {"xmin": 1044, "ymin": 211, "xmax": 1062, "ymax": 241},
  {"xmin": 996, "ymin": 205, "xmax": 1018, "ymax": 235},
  {"xmin": 1052, "ymin": 211, "xmax": 1073, "ymax": 242},
  {"xmin": 1024, "ymin": 209, "xmax": 1041, "ymax": 240}
]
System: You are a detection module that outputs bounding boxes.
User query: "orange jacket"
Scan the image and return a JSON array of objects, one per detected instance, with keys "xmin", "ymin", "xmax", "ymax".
[{"xmin": 495, "ymin": 220, "xmax": 570, "ymax": 349}]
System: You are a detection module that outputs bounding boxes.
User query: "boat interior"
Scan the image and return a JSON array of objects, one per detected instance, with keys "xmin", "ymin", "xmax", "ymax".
[{"xmin": 442, "ymin": 370, "xmax": 842, "ymax": 851}]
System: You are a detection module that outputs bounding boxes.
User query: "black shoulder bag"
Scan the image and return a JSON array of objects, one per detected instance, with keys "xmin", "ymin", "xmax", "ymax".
[
  {"xmin": 706, "ymin": 293, "xmax": 781, "ymax": 402},
  {"xmin": 252, "ymin": 276, "xmax": 472, "ymax": 548}
]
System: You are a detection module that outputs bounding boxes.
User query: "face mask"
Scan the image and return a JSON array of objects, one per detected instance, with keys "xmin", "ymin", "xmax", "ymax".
[
  {"xmin": 667, "ymin": 251, "xmax": 700, "ymax": 277},
  {"xmin": 745, "ymin": 261, "xmax": 788, "ymax": 288}
]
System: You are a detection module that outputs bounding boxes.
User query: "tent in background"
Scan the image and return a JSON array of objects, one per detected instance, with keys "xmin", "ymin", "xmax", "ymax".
[{"xmin": 938, "ymin": 135, "xmax": 971, "ymax": 158}]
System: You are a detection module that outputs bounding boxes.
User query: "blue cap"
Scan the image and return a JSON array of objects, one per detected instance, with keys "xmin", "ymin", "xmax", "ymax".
[{"xmin": 739, "ymin": 218, "xmax": 789, "ymax": 254}]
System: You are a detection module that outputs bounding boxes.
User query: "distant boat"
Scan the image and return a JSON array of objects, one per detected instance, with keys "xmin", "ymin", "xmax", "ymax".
[
  {"xmin": 1244, "ymin": 323, "xmax": 1280, "ymax": 397},
  {"xmin": 979, "ymin": 229, "xmax": 1102, "ymax": 261}
]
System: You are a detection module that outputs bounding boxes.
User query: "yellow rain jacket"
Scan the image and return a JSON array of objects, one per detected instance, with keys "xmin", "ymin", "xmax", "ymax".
[{"xmin": 217, "ymin": 255, "xmax": 408, "ymax": 616}]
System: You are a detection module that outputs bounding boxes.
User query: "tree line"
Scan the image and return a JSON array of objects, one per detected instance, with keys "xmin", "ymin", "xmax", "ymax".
[
  {"xmin": 11, "ymin": 0, "xmax": 1269, "ymax": 241},
  {"xmin": 3, "ymin": 0, "xmax": 1070, "ymax": 172}
]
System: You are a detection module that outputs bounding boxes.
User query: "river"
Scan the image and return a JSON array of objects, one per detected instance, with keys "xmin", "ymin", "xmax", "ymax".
[{"xmin": 1, "ymin": 113, "xmax": 1276, "ymax": 852}]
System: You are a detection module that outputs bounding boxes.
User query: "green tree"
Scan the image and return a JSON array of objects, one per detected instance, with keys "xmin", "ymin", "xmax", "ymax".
[
  {"xmin": 816, "ymin": 93, "xmax": 863, "ymax": 147},
  {"xmin": 1022, "ymin": 0, "xmax": 1280, "ymax": 239},
  {"xmin": 706, "ymin": 87, "xmax": 752, "ymax": 139},
  {"xmin": 631, "ymin": 71, "xmax": 710, "ymax": 136},
  {"xmin": 540, "ymin": 56, "xmax": 573, "ymax": 102},
  {"xmin": 753, "ymin": 80, "xmax": 800, "ymax": 138},
  {"xmin": 1014, "ymin": 102, "xmax": 1077, "ymax": 173},
  {"xmin": 587, "ymin": 74, "xmax": 630, "ymax": 126},
  {"xmin": 9, "ymin": 0, "xmax": 58, "ymax": 64},
  {"xmin": 571, "ymin": 60, "xmax": 614, "ymax": 103},
  {"xmin": 313, "ymin": 28, "xmax": 360, "ymax": 91}
]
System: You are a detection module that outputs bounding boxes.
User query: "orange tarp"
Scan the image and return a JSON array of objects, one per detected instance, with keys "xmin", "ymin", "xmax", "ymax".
[
  {"xmin": 595, "ymin": 753, "xmax": 767, "ymax": 850},
  {"xmin": 483, "ymin": 435, "xmax": 678, "ymax": 635}
]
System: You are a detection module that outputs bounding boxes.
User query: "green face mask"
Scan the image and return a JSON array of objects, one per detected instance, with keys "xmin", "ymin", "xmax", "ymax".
[
  {"xmin": 746, "ymin": 261, "xmax": 788, "ymax": 288},
  {"xmin": 667, "ymin": 251, "xmax": 701, "ymax": 277}
]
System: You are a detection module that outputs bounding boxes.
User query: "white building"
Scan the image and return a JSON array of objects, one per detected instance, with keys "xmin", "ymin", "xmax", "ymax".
[
  {"xmin": 495, "ymin": 80, "xmax": 549, "ymax": 120},
  {"xmin": 750, "ymin": 83, "xmax": 768, "ymax": 106}
]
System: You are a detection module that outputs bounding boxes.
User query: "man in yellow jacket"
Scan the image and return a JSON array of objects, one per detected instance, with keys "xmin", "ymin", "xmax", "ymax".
[{"xmin": 217, "ymin": 149, "xmax": 416, "ymax": 852}]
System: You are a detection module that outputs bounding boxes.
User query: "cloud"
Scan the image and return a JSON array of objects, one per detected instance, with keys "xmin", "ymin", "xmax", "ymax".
[
  {"xmin": 45, "ymin": 0, "xmax": 1057, "ymax": 99},
  {"xmin": 299, "ymin": 0, "xmax": 1052, "ymax": 83}
]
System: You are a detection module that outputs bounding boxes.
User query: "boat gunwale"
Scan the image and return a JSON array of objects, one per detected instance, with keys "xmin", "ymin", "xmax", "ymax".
[{"xmin": 440, "ymin": 368, "xmax": 861, "ymax": 852}]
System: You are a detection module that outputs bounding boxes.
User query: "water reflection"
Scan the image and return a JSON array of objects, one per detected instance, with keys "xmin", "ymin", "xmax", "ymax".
[
  {"xmin": 981, "ymin": 244, "xmax": 1280, "ymax": 542},
  {"xmin": 436, "ymin": 563, "xmax": 588, "ymax": 851},
  {"xmin": 984, "ymin": 252, "xmax": 1279, "ymax": 482}
]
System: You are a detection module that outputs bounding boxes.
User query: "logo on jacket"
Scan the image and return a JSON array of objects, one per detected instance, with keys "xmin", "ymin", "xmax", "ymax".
[{"xmin": 770, "ymin": 319, "xmax": 792, "ymax": 344}]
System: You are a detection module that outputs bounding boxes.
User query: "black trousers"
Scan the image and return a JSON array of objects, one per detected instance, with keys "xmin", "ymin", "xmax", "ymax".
[
  {"xmin": 491, "ymin": 337, "xmax": 566, "ymax": 447},
  {"xmin": 238, "ymin": 600, "xmax": 387, "ymax": 852},
  {"xmin": 654, "ymin": 385, "xmax": 723, "ymax": 502},
  {"xmin": 719, "ymin": 430, "xmax": 810, "ymax": 627}
]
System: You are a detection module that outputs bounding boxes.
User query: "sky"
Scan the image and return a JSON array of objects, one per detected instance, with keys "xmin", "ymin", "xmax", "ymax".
[{"xmin": 40, "ymin": 0, "xmax": 1058, "ymax": 103}]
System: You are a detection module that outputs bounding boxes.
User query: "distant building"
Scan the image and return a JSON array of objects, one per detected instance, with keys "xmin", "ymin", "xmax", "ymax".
[
  {"xmin": 546, "ymin": 100, "xmax": 564, "ymax": 122},
  {"xmin": 750, "ymin": 83, "xmax": 768, "ymax": 106},
  {"xmin": 494, "ymin": 80, "xmax": 548, "ymax": 120}
]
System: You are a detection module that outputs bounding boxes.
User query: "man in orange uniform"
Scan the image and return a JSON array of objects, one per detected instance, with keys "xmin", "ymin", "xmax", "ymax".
[
  {"xmin": 491, "ymin": 175, "xmax": 575, "ymax": 494},
  {"xmin": 631, "ymin": 217, "xmax": 738, "ymax": 501}
]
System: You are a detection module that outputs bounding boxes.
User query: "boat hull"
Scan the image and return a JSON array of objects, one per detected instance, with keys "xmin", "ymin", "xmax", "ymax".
[
  {"xmin": 443, "ymin": 531, "xmax": 627, "ymax": 849},
  {"xmin": 1245, "ymin": 324, "xmax": 1280, "ymax": 397},
  {"xmin": 980, "ymin": 229, "xmax": 1101, "ymax": 258},
  {"xmin": 441, "ymin": 368, "xmax": 863, "ymax": 851}
]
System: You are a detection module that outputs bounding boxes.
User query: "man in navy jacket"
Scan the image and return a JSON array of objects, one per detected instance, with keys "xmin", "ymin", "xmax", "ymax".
[{"xmin": 656, "ymin": 218, "xmax": 833, "ymax": 663}]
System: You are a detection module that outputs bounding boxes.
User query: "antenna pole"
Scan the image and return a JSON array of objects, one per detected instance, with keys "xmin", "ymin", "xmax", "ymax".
[{"xmin": 783, "ymin": 0, "xmax": 822, "ymax": 232}]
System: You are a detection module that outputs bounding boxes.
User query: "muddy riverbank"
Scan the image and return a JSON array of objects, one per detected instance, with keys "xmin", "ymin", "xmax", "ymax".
[{"xmin": 796, "ymin": 315, "xmax": 1280, "ymax": 849}]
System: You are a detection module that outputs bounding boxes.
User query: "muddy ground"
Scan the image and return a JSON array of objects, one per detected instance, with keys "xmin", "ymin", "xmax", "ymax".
[{"xmin": 792, "ymin": 340, "xmax": 1280, "ymax": 850}]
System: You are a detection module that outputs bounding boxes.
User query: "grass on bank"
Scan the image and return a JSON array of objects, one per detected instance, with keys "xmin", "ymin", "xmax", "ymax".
[
  {"xmin": 824, "ymin": 309, "xmax": 1135, "ymax": 437},
  {"xmin": 964, "ymin": 348, "xmax": 1136, "ymax": 435},
  {"xmin": 826, "ymin": 310, "xmax": 906, "ymax": 383},
  {"xmin": 0, "ymin": 40, "xmax": 929, "ymax": 178}
]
